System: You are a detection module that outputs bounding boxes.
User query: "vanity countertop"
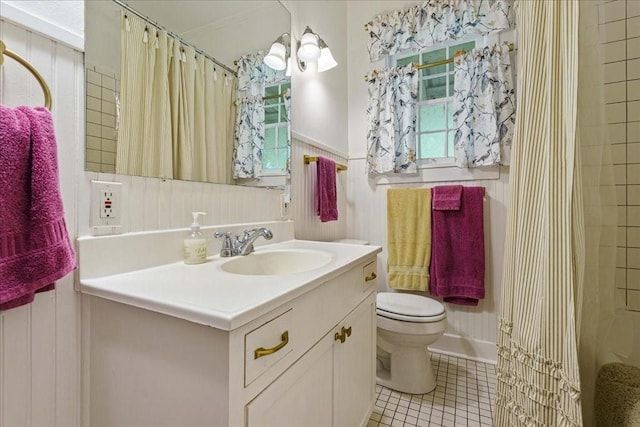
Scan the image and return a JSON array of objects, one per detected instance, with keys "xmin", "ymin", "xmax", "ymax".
[{"xmin": 79, "ymin": 239, "xmax": 381, "ymax": 331}]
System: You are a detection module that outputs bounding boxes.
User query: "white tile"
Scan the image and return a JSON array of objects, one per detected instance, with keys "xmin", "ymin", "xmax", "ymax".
[
  {"xmin": 629, "ymin": 37, "xmax": 640, "ymax": 59},
  {"xmin": 629, "ymin": 268, "xmax": 640, "ymax": 289},
  {"xmin": 629, "ymin": 164, "xmax": 640, "ymax": 184},
  {"xmin": 606, "ymin": 81, "xmax": 627, "ymax": 103},
  {"xmin": 600, "ymin": 0, "xmax": 627, "ymax": 23},
  {"xmin": 607, "ymin": 40, "xmax": 627, "ymax": 63},
  {"xmin": 618, "ymin": 247, "xmax": 627, "ymax": 267},
  {"xmin": 629, "ymin": 227, "xmax": 640, "ymax": 247},
  {"xmin": 630, "ymin": 1, "xmax": 640, "ymax": 18},
  {"xmin": 601, "ymin": 20, "xmax": 627, "ymax": 43},
  {"xmin": 629, "ymin": 59, "xmax": 640, "ymax": 80},
  {"xmin": 617, "ymin": 267, "xmax": 628, "ymax": 288},
  {"xmin": 609, "ymin": 123, "xmax": 627, "ymax": 143},
  {"xmin": 629, "ymin": 17, "xmax": 640, "ymax": 39},
  {"xmin": 630, "ymin": 101, "xmax": 640, "ymax": 122},
  {"xmin": 629, "ymin": 122, "xmax": 640, "ymax": 143},
  {"xmin": 86, "ymin": 68, "xmax": 101, "ymax": 85},
  {"xmin": 611, "ymin": 143, "xmax": 627, "ymax": 164},
  {"xmin": 615, "ymin": 288, "xmax": 627, "ymax": 308},
  {"xmin": 627, "ymin": 289, "xmax": 640, "ymax": 310},
  {"xmin": 629, "ymin": 185, "xmax": 640, "ymax": 205},
  {"xmin": 630, "ymin": 248, "xmax": 640, "ymax": 268},
  {"xmin": 614, "ymin": 164, "xmax": 627, "ymax": 185},
  {"xmin": 630, "ymin": 80, "xmax": 640, "ymax": 101},
  {"xmin": 607, "ymin": 102, "xmax": 627, "ymax": 123}
]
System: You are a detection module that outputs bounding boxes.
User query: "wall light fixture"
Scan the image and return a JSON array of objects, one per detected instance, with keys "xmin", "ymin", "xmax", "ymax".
[
  {"xmin": 296, "ymin": 26, "xmax": 337, "ymax": 72},
  {"xmin": 263, "ymin": 32, "xmax": 291, "ymax": 71}
]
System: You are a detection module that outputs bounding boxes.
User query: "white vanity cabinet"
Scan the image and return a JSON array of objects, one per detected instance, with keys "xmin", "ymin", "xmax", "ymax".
[
  {"xmin": 82, "ymin": 255, "xmax": 378, "ymax": 427},
  {"xmin": 246, "ymin": 291, "xmax": 376, "ymax": 427}
]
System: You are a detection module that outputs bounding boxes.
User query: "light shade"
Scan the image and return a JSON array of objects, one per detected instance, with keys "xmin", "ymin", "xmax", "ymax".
[
  {"xmin": 297, "ymin": 27, "xmax": 320, "ymax": 62},
  {"xmin": 264, "ymin": 42, "xmax": 287, "ymax": 71},
  {"xmin": 317, "ymin": 38, "xmax": 337, "ymax": 72}
]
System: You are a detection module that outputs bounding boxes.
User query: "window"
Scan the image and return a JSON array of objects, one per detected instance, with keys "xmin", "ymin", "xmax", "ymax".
[
  {"xmin": 262, "ymin": 82, "xmax": 291, "ymax": 174},
  {"xmin": 395, "ymin": 39, "xmax": 476, "ymax": 166}
]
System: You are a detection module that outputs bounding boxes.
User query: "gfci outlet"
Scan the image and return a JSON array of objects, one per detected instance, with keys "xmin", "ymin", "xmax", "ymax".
[{"xmin": 91, "ymin": 180, "xmax": 123, "ymax": 235}]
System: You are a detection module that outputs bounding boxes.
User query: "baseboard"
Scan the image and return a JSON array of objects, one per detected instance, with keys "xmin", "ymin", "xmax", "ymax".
[{"xmin": 430, "ymin": 333, "xmax": 497, "ymax": 365}]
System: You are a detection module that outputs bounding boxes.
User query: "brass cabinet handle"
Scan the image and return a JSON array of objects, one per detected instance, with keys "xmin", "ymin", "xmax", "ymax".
[
  {"xmin": 365, "ymin": 272, "xmax": 377, "ymax": 282},
  {"xmin": 254, "ymin": 331, "xmax": 289, "ymax": 359},
  {"xmin": 334, "ymin": 326, "xmax": 352, "ymax": 344}
]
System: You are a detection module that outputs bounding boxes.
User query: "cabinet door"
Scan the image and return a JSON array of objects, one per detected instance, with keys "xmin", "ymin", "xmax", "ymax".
[
  {"xmin": 246, "ymin": 329, "xmax": 335, "ymax": 427},
  {"xmin": 333, "ymin": 293, "xmax": 376, "ymax": 427}
]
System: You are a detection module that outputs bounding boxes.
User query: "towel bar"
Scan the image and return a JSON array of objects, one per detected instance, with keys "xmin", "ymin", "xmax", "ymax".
[
  {"xmin": 304, "ymin": 155, "xmax": 347, "ymax": 172},
  {"xmin": 0, "ymin": 40, "xmax": 52, "ymax": 110}
]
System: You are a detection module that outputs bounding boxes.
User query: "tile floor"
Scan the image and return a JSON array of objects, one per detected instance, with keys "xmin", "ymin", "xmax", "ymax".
[{"xmin": 367, "ymin": 352, "xmax": 497, "ymax": 427}]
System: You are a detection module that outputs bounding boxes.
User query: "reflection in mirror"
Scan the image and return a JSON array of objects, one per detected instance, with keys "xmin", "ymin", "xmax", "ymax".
[{"xmin": 84, "ymin": 1, "xmax": 291, "ymax": 188}]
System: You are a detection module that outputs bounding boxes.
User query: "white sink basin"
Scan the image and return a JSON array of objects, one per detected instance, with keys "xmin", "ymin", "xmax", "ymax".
[{"xmin": 220, "ymin": 249, "xmax": 333, "ymax": 276}]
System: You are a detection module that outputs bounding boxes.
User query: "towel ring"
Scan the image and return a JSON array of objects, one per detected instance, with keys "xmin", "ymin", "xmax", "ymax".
[{"xmin": 0, "ymin": 40, "xmax": 53, "ymax": 110}]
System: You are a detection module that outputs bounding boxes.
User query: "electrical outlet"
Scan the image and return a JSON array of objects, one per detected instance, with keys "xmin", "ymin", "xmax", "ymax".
[{"xmin": 91, "ymin": 180, "xmax": 123, "ymax": 235}]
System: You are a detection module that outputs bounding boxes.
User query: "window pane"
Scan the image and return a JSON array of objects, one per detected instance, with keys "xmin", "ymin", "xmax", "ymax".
[
  {"xmin": 265, "ymin": 106, "xmax": 279, "ymax": 124},
  {"xmin": 420, "ymin": 104, "xmax": 446, "ymax": 132},
  {"xmin": 279, "ymin": 105, "xmax": 288, "ymax": 122},
  {"xmin": 276, "ymin": 148, "xmax": 288, "ymax": 169},
  {"xmin": 447, "ymin": 131, "xmax": 455, "ymax": 157},
  {"xmin": 422, "ymin": 76, "xmax": 446, "ymax": 100},
  {"xmin": 419, "ymin": 132, "xmax": 447, "ymax": 159},
  {"xmin": 264, "ymin": 86, "xmax": 279, "ymax": 97},
  {"xmin": 448, "ymin": 74, "xmax": 456, "ymax": 97},
  {"xmin": 421, "ymin": 48, "xmax": 446, "ymax": 76},
  {"xmin": 264, "ymin": 128, "xmax": 276, "ymax": 149},
  {"xmin": 277, "ymin": 126, "xmax": 288, "ymax": 148},
  {"xmin": 397, "ymin": 55, "xmax": 418, "ymax": 68},
  {"xmin": 447, "ymin": 101, "xmax": 454, "ymax": 128},
  {"xmin": 262, "ymin": 148, "xmax": 276, "ymax": 169}
]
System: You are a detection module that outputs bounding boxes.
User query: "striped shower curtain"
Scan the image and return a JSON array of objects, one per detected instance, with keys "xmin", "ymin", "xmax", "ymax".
[
  {"xmin": 117, "ymin": 12, "xmax": 236, "ymax": 183},
  {"xmin": 496, "ymin": 0, "xmax": 584, "ymax": 425}
]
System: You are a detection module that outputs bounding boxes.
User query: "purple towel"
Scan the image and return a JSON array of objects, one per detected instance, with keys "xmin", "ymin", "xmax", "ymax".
[
  {"xmin": 315, "ymin": 156, "xmax": 338, "ymax": 222},
  {"xmin": 432, "ymin": 185, "xmax": 463, "ymax": 211},
  {"xmin": 0, "ymin": 105, "xmax": 76, "ymax": 311},
  {"xmin": 429, "ymin": 186, "xmax": 484, "ymax": 306}
]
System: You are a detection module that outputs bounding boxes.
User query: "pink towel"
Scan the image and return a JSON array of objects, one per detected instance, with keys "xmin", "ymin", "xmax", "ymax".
[
  {"xmin": 432, "ymin": 185, "xmax": 463, "ymax": 211},
  {"xmin": 0, "ymin": 105, "xmax": 76, "ymax": 311},
  {"xmin": 429, "ymin": 186, "xmax": 484, "ymax": 306},
  {"xmin": 315, "ymin": 156, "xmax": 338, "ymax": 222}
]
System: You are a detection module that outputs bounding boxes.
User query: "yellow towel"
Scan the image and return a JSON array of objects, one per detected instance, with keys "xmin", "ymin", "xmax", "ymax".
[{"xmin": 387, "ymin": 188, "xmax": 431, "ymax": 291}]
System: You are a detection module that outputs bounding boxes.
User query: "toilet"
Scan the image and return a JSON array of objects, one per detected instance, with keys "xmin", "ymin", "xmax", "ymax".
[
  {"xmin": 376, "ymin": 292, "xmax": 447, "ymax": 394},
  {"xmin": 332, "ymin": 239, "xmax": 447, "ymax": 394}
]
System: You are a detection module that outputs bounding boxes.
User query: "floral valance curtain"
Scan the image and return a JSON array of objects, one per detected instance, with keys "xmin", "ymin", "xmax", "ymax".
[
  {"xmin": 366, "ymin": 64, "xmax": 418, "ymax": 174},
  {"xmin": 366, "ymin": 0, "xmax": 515, "ymax": 62},
  {"xmin": 453, "ymin": 42, "xmax": 515, "ymax": 167},
  {"xmin": 233, "ymin": 96, "xmax": 265, "ymax": 179},
  {"xmin": 236, "ymin": 51, "xmax": 287, "ymax": 94}
]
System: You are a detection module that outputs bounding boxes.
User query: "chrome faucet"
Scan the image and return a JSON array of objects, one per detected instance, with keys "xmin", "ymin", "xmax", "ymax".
[{"xmin": 214, "ymin": 228, "xmax": 273, "ymax": 257}]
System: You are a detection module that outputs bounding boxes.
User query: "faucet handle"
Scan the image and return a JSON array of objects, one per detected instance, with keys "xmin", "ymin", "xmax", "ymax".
[{"xmin": 214, "ymin": 231, "xmax": 236, "ymax": 257}]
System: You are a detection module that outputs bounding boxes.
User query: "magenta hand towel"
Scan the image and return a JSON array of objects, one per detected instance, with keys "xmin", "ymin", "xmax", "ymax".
[
  {"xmin": 0, "ymin": 105, "xmax": 76, "ymax": 311},
  {"xmin": 432, "ymin": 185, "xmax": 463, "ymax": 211},
  {"xmin": 429, "ymin": 186, "xmax": 484, "ymax": 306},
  {"xmin": 315, "ymin": 156, "xmax": 338, "ymax": 222}
]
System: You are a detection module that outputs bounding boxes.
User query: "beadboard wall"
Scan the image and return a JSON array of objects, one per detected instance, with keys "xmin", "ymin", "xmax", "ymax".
[
  {"xmin": 0, "ymin": 19, "xmax": 83, "ymax": 427},
  {"xmin": 346, "ymin": 160, "xmax": 510, "ymax": 362}
]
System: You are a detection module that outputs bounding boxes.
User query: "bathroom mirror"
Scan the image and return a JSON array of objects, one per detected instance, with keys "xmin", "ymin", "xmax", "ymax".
[{"xmin": 84, "ymin": 0, "xmax": 291, "ymax": 187}]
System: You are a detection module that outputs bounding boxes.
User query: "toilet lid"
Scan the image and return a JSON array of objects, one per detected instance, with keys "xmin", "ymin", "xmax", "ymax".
[{"xmin": 377, "ymin": 292, "xmax": 445, "ymax": 322}]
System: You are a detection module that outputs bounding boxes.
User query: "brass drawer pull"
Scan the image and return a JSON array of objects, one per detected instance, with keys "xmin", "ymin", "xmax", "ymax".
[
  {"xmin": 334, "ymin": 326, "xmax": 352, "ymax": 344},
  {"xmin": 254, "ymin": 331, "xmax": 289, "ymax": 359},
  {"xmin": 365, "ymin": 272, "xmax": 377, "ymax": 282}
]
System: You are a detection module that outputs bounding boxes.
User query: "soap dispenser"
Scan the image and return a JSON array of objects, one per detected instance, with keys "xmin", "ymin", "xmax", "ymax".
[{"xmin": 184, "ymin": 212, "xmax": 207, "ymax": 265}]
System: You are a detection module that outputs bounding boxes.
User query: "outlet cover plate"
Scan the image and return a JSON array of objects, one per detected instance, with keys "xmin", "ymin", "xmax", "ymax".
[{"xmin": 90, "ymin": 180, "xmax": 123, "ymax": 235}]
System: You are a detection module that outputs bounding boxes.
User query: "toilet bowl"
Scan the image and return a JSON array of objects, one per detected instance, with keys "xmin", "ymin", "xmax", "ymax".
[{"xmin": 376, "ymin": 292, "xmax": 447, "ymax": 394}]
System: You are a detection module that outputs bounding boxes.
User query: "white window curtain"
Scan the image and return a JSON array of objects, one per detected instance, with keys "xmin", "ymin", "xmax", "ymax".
[
  {"xmin": 452, "ymin": 42, "xmax": 516, "ymax": 167},
  {"xmin": 233, "ymin": 96, "xmax": 264, "ymax": 179},
  {"xmin": 365, "ymin": 0, "xmax": 515, "ymax": 62},
  {"xmin": 236, "ymin": 51, "xmax": 287, "ymax": 95},
  {"xmin": 366, "ymin": 63, "xmax": 418, "ymax": 174},
  {"xmin": 117, "ymin": 12, "xmax": 236, "ymax": 183}
]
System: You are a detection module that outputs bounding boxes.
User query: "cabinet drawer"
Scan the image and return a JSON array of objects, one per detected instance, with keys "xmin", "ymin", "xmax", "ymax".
[
  {"xmin": 363, "ymin": 260, "xmax": 377, "ymax": 291},
  {"xmin": 245, "ymin": 309, "xmax": 293, "ymax": 387}
]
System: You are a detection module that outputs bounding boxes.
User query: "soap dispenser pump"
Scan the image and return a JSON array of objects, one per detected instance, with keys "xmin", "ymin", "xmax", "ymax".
[{"xmin": 184, "ymin": 212, "xmax": 207, "ymax": 265}]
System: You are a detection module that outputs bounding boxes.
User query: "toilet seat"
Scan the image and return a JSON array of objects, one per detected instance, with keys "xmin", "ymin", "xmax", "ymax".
[{"xmin": 377, "ymin": 292, "xmax": 446, "ymax": 323}]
